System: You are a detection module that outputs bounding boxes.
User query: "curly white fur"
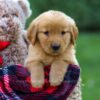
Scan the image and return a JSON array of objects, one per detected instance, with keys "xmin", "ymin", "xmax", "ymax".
[
  {"xmin": 14, "ymin": 0, "xmax": 32, "ymax": 18},
  {"xmin": 0, "ymin": 0, "xmax": 31, "ymax": 67}
]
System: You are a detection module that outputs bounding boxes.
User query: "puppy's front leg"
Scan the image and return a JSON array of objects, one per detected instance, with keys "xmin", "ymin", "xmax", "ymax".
[
  {"xmin": 50, "ymin": 60, "xmax": 68, "ymax": 86},
  {"xmin": 26, "ymin": 61, "xmax": 44, "ymax": 88}
]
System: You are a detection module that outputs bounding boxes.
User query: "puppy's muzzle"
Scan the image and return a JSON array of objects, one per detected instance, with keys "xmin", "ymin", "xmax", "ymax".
[{"xmin": 51, "ymin": 43, "xmax": 60, "ymax": 51}]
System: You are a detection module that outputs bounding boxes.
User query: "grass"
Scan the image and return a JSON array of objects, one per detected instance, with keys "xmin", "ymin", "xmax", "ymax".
[{"xmin": 76, "ymin": 33, "xmax": 100, "ymax": 100}]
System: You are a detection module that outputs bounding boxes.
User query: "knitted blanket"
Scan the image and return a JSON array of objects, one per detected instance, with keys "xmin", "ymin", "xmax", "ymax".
[{"xmin": 0, "ymin": 64, "xmax": 80, "ymax": 100}]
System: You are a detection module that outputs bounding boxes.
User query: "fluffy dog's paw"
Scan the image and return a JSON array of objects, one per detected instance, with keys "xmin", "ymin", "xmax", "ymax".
[
  {"xmin": 50, "ymin": 60, "xmax": 68, "ymax": 86},
  {"xmin": 50, "ymin": 77, "xmax": 63, "ymax": 86},
  {"xmin": 31, "ymin": 79, "xmax": 44, "ymax": 88}
]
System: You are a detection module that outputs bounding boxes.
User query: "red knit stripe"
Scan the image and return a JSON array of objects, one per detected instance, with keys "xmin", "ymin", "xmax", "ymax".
[
  {"xmin": 0, "ymin": 41, "xmax": 11, "ymax": 51},
  {"xmin": 0, "ymin": 56, "xmax": 3, "ymax": 65}
]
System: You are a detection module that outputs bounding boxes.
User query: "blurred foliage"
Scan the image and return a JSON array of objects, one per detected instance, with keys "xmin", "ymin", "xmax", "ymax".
[
  {"xmin": 28, "ymin": 0, "xmax": 100, "ymax": 31},
  {"xmin": 76, "ymin": 33, "xmax": 100, "ymax": 100}
]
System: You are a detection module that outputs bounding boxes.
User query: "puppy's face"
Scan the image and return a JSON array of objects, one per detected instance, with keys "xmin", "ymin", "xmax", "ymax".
[
  {"xmin": 38, "ymin": 19, "xmax": 72, "ymax": 55},
  {"xmin": 28, "ymin": 11, "xmax": 78, "ymax": 56}
]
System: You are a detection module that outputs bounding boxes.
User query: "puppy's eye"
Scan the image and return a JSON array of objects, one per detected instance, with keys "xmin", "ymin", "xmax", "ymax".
[
  {"xmin": 61, "ymin": 31, "xmax": 71, "ymax": 35},
  {"xmin": 61, "ymin": 31, "xmax": 66, "ymax": 35},
  {"xmin": 44, "ymin": 31, "xmax": 49, "ymax": 36}
]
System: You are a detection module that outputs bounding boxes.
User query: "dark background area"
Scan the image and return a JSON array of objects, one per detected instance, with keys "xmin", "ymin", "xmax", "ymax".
[{"xmin": 28, "ymin": 0, "xmax": 100, "ymax": 32}]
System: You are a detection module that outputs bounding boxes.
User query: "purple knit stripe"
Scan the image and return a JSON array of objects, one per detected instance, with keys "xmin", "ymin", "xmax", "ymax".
[
  {"xmin": 0, "ymin": 64, "xmax": 80, "ymax": 100},
  {"xmin": 1, "ymin": 67, "xmax": 21, "ymax": 100}
]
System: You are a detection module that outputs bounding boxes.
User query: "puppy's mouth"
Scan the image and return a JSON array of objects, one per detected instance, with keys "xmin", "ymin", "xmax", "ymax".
[
  {"xmin": 42, "ymin": 47, "xmax": 61, "ymax": 56},
  {"xmin": 51, "ymin": 52, "xmax": 60, "ymax": 56},
  {"xmin": 50, "ymin": 43, "xmax": 61, "ymax": 55},
  {"xmin": 48, "ymin": 49, "xmax": 62, "ymax": 56},
  {"xmin": 40, "ymin": 43, "xmax": 63, "ymax": 56}
]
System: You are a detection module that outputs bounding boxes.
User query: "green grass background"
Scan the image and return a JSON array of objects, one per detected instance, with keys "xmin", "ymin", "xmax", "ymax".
[{"xmin": 76, "ymin": 33, "xmax": 100, "ymax": 100}]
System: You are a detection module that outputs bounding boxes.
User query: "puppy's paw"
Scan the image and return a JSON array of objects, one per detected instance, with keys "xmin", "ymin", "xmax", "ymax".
[
  {"xmin": 31, "ymin": 79, "xmax": 44, "ymax": 88},
  {"xmin": 50, "ymin": 60, "xmax": 68, "ymax": 86},
  {"xmin": 50, "ymin": 80, "xmax": 62, "ymax": 86},
  {"xmin": 50, "ymin": 77, "xmax": 63, "ymax": 86},
  {"xmin": 26, "ymin": 62, "xmax": 44, "ymax": 88}
]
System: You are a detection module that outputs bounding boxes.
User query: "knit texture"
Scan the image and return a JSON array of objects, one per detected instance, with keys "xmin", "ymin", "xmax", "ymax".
[
  {"xmin": 0, "ymin": 64, "xmax": 80, "ymax": 100},
  {"xmin": 0, "ymin": 0, "xmax": 32, "ymax": 68}
]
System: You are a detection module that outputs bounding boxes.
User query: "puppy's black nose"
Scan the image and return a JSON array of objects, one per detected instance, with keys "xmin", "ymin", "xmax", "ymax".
[{"xmin": 51, "ymin": 43, "xmax": 60, "ymax": 51}]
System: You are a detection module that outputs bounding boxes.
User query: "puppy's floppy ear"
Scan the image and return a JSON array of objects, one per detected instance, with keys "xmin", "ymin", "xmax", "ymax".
[
  {"xmin": 71, "ymin": 24, "xmax": 78, "ymax": 44},
  {"xmin": 27, "ymin": 21, "xmax": 38, "ymax": 45}
]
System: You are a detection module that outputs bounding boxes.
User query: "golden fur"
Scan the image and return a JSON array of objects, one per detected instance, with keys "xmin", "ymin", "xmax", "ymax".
[{"xmin": 25, "ymin": 10, "xmax": 79, "ymax": 88}]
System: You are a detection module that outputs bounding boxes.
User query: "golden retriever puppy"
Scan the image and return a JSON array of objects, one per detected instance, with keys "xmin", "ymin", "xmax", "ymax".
[{"xmin": 25, "ymin": 10, "xmax": 78, "ymax": 88}]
